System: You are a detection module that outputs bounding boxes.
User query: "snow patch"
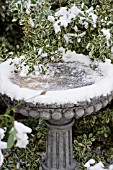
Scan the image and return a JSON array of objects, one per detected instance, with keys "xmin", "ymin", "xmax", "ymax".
[
  {"xmin": 14, "ymin": 121, "xmax": 32, "ymax": 148},
  {"xmin": 85, "ymin": 159, "xmax": 113, "ymax": 170},
  {"xmin": 101, "ymin": 29, "xmax": 110, "ymax": 47},
  {"xmin": 0, "ymin": 128, "xmax": 7, "ymax": 167}
]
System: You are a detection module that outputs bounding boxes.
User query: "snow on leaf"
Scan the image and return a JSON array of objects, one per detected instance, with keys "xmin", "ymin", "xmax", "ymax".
[
  {"xmin": 14, "ymin": 121, "xmax": 32, "ymax": 134},
  {"xmin": 0, "ymin": 129, "xmax": 5, "ymax": 140}
]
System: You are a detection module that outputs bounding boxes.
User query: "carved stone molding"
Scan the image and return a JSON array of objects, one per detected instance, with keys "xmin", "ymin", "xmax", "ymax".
[{"xmin": 1, "ymin": 92, "xmax": 113, "ymax": 121}]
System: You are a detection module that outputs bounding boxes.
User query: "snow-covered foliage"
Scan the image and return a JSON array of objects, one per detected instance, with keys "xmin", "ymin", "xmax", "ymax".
[
  {"xmin": 14, "ymin": 121, "xmax": 32, "ymax": 148},
  {"xmin": 84, "ymin": 159, "xmax": 113, "ymax": 170},
  {"xmin": 0, "ymin": 0, "xmax": 112, "ymax": 74},
  {"xmin": 0, "ymin": 121, "xmax": 32, "ymax": 167},
  {"xmin": 0, "ymin": 128, "xmax": 7, "ymax": 167}
]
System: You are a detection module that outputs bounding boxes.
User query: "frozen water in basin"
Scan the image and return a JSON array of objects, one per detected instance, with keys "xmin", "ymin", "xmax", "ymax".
[{"xmin": 11, "ymin": 61, "xmax": 103, "ymax": 91}]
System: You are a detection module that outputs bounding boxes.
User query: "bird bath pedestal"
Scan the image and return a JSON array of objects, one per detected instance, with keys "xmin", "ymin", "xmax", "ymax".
[{"xmin": 0, "ymin": 57, "xmax": 113, "ymax": 170}]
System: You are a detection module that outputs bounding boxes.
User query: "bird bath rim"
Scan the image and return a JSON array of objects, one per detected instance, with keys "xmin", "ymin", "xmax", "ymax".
[
  {"xmin": 0, "ymin": 55, "xmax": 113, "ymax": 119},
  {"xmin": 0, "ymin": 55, "xmax": 113, "ymax": 106}
]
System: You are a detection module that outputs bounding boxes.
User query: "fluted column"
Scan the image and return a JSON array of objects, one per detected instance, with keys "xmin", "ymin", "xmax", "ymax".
[{"xmin": 39, "ymin": 119, "xmax": 79, "ymax": 170}]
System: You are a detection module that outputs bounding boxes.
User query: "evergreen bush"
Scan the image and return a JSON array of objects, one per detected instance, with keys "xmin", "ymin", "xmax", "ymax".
[
  {"xmin": 0, "ymin": 0, "xmax": 24, "ymax": 62},
  {"xmin": 0, "ymin": 0, "xmax": 113, "ymax": 73}
]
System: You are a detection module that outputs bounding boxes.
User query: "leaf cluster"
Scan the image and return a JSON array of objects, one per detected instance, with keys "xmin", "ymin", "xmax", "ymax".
[
  {"xmin": 0, "ymin": 0, "xmax": 113, "ymax": 73},
  {"xmin": 73, "ymin": 104, "xmax": 113, "ymax": 169},
  {"xmin": 0, "ymin": 0, "xmax": 24, "ymax": 62}
]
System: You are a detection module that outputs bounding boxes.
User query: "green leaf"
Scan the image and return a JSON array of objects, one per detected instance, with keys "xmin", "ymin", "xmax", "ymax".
[
  {"xmin": 12, "ymin": 17, "xmax": 18, "ymax": 22},
  {"xmin": 5, "ymin": 108, "xmax": 11, "ymax": 115},
  {"xmin": 13, "ymin": 0, "xmax": 20, "ymax": 3},
  {"xmin": 7, "ymin": 128, "xmax": 17, "ymax": 149}
]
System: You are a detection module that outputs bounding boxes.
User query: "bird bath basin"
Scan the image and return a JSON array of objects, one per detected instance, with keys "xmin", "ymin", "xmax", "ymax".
[
  {"xmin": 11, "ymin": 62, "xmax": 102, "ymax": 91},
  {"xmin": 0, "ymin": 55, "xmax": 113, "ymax": 170}
]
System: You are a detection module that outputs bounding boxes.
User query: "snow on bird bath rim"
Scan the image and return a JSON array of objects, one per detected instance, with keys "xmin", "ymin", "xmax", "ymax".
[{"xmin": 0, "ymin": 51, "xmax": 113, "ymax": 105}]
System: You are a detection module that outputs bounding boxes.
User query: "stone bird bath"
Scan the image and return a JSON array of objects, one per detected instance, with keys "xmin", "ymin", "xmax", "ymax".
[{"xmin": 0, "ymin": 54, "xmax": 113, "ymax": 170}]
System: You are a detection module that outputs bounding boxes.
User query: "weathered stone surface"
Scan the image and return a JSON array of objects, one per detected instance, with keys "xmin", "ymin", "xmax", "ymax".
[
  {"xmin": 1, "ymin": 91, "xmax": 113, "ymax": 120},
  {"xmin": 52, "ymin": 111, "xmax": 62, "ymax": 120},
  {"xmin": 40, "ymin": 111, "xmax": 51, "ymax": 120},
  {"xmin": 75, "ymin": 108, "xmax": 84, "ymax": 118},
  {"xmin": 29, "ymin": 110, "xmax": 40, "ymax": 118},
  {"xmin": 19, "ymin": 108, "xmax": 29, "ymax": 116},
  {"xmin": 94, "ymin": 102, "xmax": 102, "ymax": 112},
  {"xmin": 102, "ymin": 99, "xmax": 109, "ymax": 107},
  {"xmin": 84, "ymin": 105, "xmax": 94, "ymax": 116},
  {"xmin": 108, "ymin": 95, "xmax": 113, "ymax": 102},
  {"xmin": 64, "ymin": 109, "xmax": 75, "ymax": 119},
  {"xmin": 40, "ymin": 119, "xmax": 79, "ymax": 170}
]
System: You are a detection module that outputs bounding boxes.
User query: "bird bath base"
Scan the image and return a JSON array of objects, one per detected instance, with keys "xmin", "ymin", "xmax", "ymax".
[{"xmin": 39, "ymin": 118, "xmax": 79, "ymax": 170}]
